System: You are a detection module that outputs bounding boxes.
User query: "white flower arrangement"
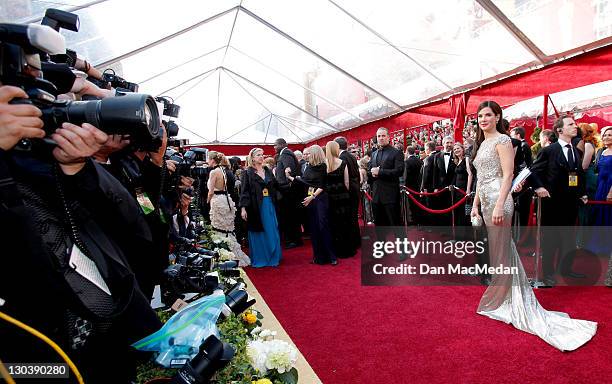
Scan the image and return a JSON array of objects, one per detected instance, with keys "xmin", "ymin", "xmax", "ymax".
[
  {"xmin": 257, "ymin": 329, "xmax": 277, "ymax": 341},
  {"xmin": 247, "ymin": 339, "xmax": 298, "ymax": 375},
  {"xmin": 210, "ymin": 233, "xmax": 230, "ymax": 247},
  {"xmin": 217, "ymin": 248, "xmax": 235, "ymax": 261}
]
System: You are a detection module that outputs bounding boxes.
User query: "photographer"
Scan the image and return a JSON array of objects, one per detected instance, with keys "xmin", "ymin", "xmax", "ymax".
[
  {"xmin": 170, "ymin": 189, "xmax": 196, "ymax": 243},
  {"xmin": 0, "ymin": 85, "xmax": 161, "ymax": 383},
  {"xmin": 100, "ymin": 125, "xmax": 172, "ymax": 300}
]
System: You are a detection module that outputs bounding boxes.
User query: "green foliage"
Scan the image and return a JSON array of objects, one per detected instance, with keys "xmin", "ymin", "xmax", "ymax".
[
  {"xmin": 531, "ymin": 126, "xmax": 542, "ymax": 143},
  {"xmin": 213, "ymin": 314, "xmax": 259, "ymax": 383}
]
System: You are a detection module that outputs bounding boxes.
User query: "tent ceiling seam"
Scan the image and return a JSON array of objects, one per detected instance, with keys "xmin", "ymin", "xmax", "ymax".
[
  {"xmin": 275, "ymin": 115, "xmax": 316, "ymax": 139},
  {"xmin": 327, "ymin": 0, "xmax": 453, "ymax": 91},
  {"xmin": 156, "ymin": 66, "xmax": 219, "ymax": 97},
  {"xmin": 238, "ymin": 5, "xmax": 402, "ymax": 110},
  {"xmin": 275, "ymin": 115, "xmax": 305, "ymax": 143},
  {"xmin": 222, "ymin": 68, "xmax": 275, "ymax": 113},
  {"xmin": 93, "ymin": 6, "xmax": 239, "ymax": 68},
  {"xmin": 222, "ymin": 7, "xmax": 241, "ymax": 64},
  {"xmin": 475, "ymin": 0, "xmax": 547, "ymax": 64},
  {"xmin": 223, "ymin": 114, "xmax": 272, "ymax": 142},
  {"xmin": 229, "ymin": 46, "xmax": 365, "ymax": 122},
  {"xmin": 215, "ymin": 70, "xmax": 222, "ymax": 141},
  {"xmin": 222, "ymin": 67, "xmax": 341, "ymax": 133},
  {"xmin": 263, "ymin": 114, "xmax": 273, "ymax": 142},
  {"xmin": 178, "ymin": 123, "xmax": 211, "ymax": 143},
  {"xmin": 138, "ymin": 45, "xmax": 226, "ymax": 85}
]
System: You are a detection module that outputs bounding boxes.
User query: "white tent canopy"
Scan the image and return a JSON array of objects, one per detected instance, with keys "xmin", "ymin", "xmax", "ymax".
[{"xmin": 5, "ymin": 0, "xmax": 612, "ymax": 144}]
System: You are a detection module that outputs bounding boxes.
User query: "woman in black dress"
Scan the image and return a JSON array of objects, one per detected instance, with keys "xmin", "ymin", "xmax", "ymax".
[
  {"xmin": 325, "ymin": 141, "xmax": 354, "ymax": 258},
  {"xmin": 452, "ymin": 142, "xmax": 474, "ymax": 230},
  {"xmin": 286, "ymin": 145, "xmax": 337, "ymax": 265}
]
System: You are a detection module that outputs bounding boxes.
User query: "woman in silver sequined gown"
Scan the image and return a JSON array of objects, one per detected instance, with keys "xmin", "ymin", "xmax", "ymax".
[{"xmin": 471, "ymin": 101, "xmax": 597, "ymax": 351}]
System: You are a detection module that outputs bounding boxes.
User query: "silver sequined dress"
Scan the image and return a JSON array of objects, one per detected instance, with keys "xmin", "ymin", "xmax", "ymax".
[{"xmin": 473, "ymin": 135, "xmax": 597, "ymax": 351}]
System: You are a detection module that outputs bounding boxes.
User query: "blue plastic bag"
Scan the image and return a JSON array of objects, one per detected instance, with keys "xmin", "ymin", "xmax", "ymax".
[{"xmin": 132, "ymin": 290, "xmax": 225, "ymax": 368}]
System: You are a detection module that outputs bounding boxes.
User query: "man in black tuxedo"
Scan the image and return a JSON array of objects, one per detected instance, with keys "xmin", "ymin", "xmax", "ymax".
[
  {"xmin": 530, "ymin": 117, "xmax": 588, "ymax": 284},
  {"xmin": 432, "ymin": 136, "xmax": 456, "ymax": 226},
  {"xmin": 420, "ymin": 141, "xmax": 438, "ymax": 226},
  {"xmin": 274, "ymin": 138, "xmax": 303, "ymax": 248},
  {"xmin": 420, "ymin": 141, "xmax": 438, "ymax": 193},
  {"xmin": 403, "ymin": 145, "xmax": 423, "ymax": 225},
  {"xmin": 368, "ymin": 127, "xmax": 404, "ymax": 227},
  {"xmin": 335, "ymin": 136, "xmax": 361, "ymax": 252},
  {"xmin": 510, "ymin": 126, "xmax": 534, "ymax": 227}
]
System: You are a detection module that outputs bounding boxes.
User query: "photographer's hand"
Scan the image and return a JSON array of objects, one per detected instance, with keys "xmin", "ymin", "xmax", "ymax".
[
  {"xmin": 52, "ymin": 122, "xmax": 108, "ymax": 175},
  {"xmin": 179, "ymin": 176, "xmax": 194, "ymax": 190},
  {"xmin": 166, "ymin": 159, "xmax": 177, "ymax": 173},
  {"xmin": 0, "ymin": 86, "xmax": 45, "ymax": 150},
  {"xmin": 94, "ymin": 134, "xmax": 130, "ymax": 163},
  {"xmin": 71, "ymin": 78, "xmax": 114, "ymax": 98}
]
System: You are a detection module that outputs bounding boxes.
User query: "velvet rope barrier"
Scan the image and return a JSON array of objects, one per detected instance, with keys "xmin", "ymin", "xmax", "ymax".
[
  {"xmin": 402, "ymin": 185, "xmax": 459, "ymax": 197},
  {"xmin": 585, "ymin": 200, "xmax": 612, "ymax": 205},
  {"xmin": 404, "ymin": 190, "xmax": 470, "ymax": 214},
  {"xmin": 452, "ymin": 187, "xmax": 468, "ymax": 196}
]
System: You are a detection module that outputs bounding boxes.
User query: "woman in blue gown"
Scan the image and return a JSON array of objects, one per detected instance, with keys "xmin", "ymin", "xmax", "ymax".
[
  {"xmin": 239, "ymin": 148, "xmax": 282, "ymax": 267},
  {"xmin": 593, "ymin": 126, "xmax": 612, "ymax": 285}
]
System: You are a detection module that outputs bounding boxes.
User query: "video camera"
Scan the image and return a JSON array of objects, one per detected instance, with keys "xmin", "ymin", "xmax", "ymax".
[
  {"xmin": 102, "ymin": 68, "xmax": 138, "ymax": 93},
  {"xmin": 166, "ymin": 148, "xmax": 208, "ymax": 190},
  {"xmin": 162, "ymin": 245, "xmax": 242, "ymax": 305},
  {"xmin": 0, "ymin": 13, "xmax": 162, "ymax": 151}
]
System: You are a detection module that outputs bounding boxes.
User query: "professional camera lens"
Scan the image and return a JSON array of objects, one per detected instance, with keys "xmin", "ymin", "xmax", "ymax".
[
  {"xmin": 172, "ymin": 335, "xmax": 234, "ymax": 384},
  {"xmin": 39, "ymin": 93, "xmax": 161, "ymax": 146}
]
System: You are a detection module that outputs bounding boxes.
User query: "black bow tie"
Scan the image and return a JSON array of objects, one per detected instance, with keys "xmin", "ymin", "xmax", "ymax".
[{"xmin": 444, "ymin": 153, "xmax": 451, "ymax": 156}]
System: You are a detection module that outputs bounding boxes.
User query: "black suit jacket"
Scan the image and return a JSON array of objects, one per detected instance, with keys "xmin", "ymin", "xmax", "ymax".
[
  {"xmin": 274, "ymin": 147, "xmax": 301, "ymax": 187},
  {"xmin": 520, "ymin": 140, "xmax": 533, "ymax": 168},
  {"xmin": 367, "ymin": 145, "xmax": 404, "ymax": 204},
  {"xmin": 339, "ymin": 150, "xmax": 360, "ymax": 196},
  {"xmin": 403, "ymin": 155, "xmax": 423, "ymax": 191},
  {"xmin": 433, "ymin": 151, "xmax": 456, "ymax": 190},
  {"xmin": 529, "ymin": 141, "xmax": 585, "ymax": 224},
  {"xmin": 420, "ymin": 151, "xmax": 438, "ymax": 191}
]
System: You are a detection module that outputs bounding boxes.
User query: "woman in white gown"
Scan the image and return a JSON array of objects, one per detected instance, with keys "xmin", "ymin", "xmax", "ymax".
[
  {"xmin": 470, "ymin": 101, "xmax": 596, "ymax": 351},
  {"xmin": 207, "ymin": 151, "xmax": 250, "ymax": 267}
]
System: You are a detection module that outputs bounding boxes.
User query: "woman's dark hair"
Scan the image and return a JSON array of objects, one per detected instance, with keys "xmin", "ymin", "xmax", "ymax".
[{"xmin": 472, "ymin": 100, "xmax": 506, "ymax": 160}]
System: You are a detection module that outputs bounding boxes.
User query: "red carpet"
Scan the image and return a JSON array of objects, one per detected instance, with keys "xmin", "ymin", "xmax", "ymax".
[{"xmin": 246, "ymin": 242, "xmax": 611, "ymax": 384}]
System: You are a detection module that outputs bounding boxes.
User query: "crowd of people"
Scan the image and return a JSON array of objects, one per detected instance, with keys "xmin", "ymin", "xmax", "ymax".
[{"xmin": 195, "ymin": 114, "xmax": 612, "ymax": 289}]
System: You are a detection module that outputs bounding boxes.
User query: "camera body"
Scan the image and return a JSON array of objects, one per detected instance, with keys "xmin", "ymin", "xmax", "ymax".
[
  {"xmin": 0, "ymin": 22, "xmax": 162, "ymax": 150},
  {"xmin": 103, "ymin": 69, "xmax": 138, "ymax": 92}
]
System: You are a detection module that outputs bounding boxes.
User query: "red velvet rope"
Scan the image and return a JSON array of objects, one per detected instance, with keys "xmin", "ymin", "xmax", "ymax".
[
  {"xmin": 402, "ymin": 185, "xmax": 447, "ymax": 197},
  {"xmin": 586, "ymin": 200, "xmax": 612, "ymax": 205},
  {"xmin": 402, "ymin": 185, "xmax": 468, "ymax": 197},
  {"xmin": 404, "ymin": 191, "xmax": 470, "ymax": 214}
]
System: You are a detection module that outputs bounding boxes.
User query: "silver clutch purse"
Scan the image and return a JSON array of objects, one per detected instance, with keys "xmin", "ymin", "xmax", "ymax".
[{"xmin": 471, "ymin": 215, "xmax": 483, "ymax": 227}]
